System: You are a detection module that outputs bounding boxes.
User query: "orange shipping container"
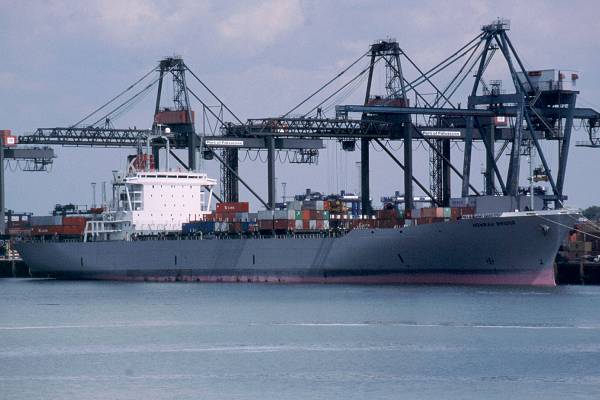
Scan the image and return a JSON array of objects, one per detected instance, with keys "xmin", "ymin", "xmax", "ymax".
[{"xmin": 63, "ymin": 216, "xmax": 87, "ymax": 226}]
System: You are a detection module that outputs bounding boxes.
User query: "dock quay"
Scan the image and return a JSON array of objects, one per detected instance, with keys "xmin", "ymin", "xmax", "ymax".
[{"xmin": 556, "ymin": 261, "xmax": 600, "ymax": 285}]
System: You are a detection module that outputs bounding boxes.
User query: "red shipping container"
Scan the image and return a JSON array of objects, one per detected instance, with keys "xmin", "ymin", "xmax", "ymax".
[
  {"xmin": 216, "ymin": 202, "xmax": 250, "ymax": 213},
  {"xmin": 302, "ymin": 210, "xmax": 310, "ymax": 220},
  {"xmin": 258, "ymin": 220, "xmax": 273, "ymax": 230},
  {"xmin": 273, "ymin": 219, "xmax": 294, "ymax": 231}
]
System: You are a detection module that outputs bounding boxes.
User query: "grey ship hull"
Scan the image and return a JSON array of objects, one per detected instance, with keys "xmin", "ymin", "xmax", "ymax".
[{"xmin": 15, "ymin": 211, "xmax": 577, "ymax": 286}]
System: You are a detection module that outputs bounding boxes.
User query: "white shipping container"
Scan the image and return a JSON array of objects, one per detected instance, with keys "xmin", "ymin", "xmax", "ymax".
[
  {"xmin": 309, "ymin": 220, "xmax": 317, "ymax": 230},
  {"xmin": 295, "ymin": 220, "xmax": 303, "ymax": 230}
]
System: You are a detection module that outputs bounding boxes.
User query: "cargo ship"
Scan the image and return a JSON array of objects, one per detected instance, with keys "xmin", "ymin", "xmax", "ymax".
[{"xmin": 14, "ymin": 160, "xmax": 580, "ymax": 286}]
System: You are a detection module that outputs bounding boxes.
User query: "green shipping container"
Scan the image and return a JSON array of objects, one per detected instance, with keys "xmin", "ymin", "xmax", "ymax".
[{"xmin": 295, "ymin": 210, "xmax": 302, "ymax": 220}]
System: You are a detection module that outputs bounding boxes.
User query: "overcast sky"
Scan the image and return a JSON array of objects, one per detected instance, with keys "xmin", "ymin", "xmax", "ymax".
[{"xmin": 1, "ymin": 0, "xmax": 599, "ymax": 214}]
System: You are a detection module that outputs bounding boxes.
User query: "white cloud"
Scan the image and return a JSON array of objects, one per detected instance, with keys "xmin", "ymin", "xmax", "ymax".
[
  {"xmin": 92, "ymin": 0, "xmax": 212, "ymax": 47},
  {"xmin": 217, "ymin": 0, "xmax": 305, "ymax": 48}
]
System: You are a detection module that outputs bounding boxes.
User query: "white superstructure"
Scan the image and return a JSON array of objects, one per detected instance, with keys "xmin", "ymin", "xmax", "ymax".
[
  {"xmin": 84, "ymin": 148, "xmax": 217, "ymax": 241},
  {"xmin": 117, "ymin": 170, "xmax": 217, "ymax": 233}
]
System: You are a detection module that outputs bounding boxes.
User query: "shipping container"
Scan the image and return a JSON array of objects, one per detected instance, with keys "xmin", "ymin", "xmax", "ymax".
[
  {"xmin": 7, "ymin": 227, "xmax": 32, "ymax": 237},
  {"xmin": 258, "ymin": 210, "xmax": 274, "ymax": 220},
  {"xmin": 274, "ymin": 209, "xmax": 295, "ymax": 220},
  {"xmin": 214, "ymin": 212, "xmax": 237, "ymax": 222},
  {"xmin": 215, "ymin": 222, "xmax": 230, "ymax": 232},
  {"xmin": 376, "ymin": 209, "xmax": 399, "ymax": 220},
  {"xmin": 273, "ymin": 219, "xmax": 294, "ymax": 231},
  {"xmin": 182, "ymin": 221, "xmax": 215, "ymax": 235},
  {"xmin": 286, "ymin": 200, "xmax": 303, "ymax": 210},
  {"xmin": 235, "ymin": 212, "xmax": 249, "ymax": 222},
  {"xmin": 216, "ymin": 202, "xmax": 249, "ymax": 213},
  {"xmin": 32, "ymin": 225, "xmax": 84, "ymax": 236},
  {"xmin": 258, "ymin": 220, "xmax": 274, "ymax": 231},
  {"xmin": 229, "ymin": 222, "xmax": 243, "ymax": 233},
  {"xmin": 30, "ymin": 215, "xmax": 63, "ymax": 226},
  {"xmin": 63, "ymin": 216, "xmax": 87, "ymax": 227},
  {"xmin": 303, "ymin": 200, "xmax": 324, "ymax": 210}
]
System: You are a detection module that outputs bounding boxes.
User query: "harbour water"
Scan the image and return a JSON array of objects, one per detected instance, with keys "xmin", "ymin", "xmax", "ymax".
[{"xmin": 1, "ymin": 279, "xmax": 600, "ymax": 399}]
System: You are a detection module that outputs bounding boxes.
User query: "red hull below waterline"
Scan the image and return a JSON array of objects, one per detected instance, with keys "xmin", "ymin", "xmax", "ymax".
[{"xmin": 81, "ymin": 266, "xmax": 556, "ymax": 286}]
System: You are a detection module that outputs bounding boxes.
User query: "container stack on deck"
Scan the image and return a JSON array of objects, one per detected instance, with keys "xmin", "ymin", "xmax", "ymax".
[
  {"xmin": 5, "ymin": 213, "xmax": 89, "ymax": 238},
  {"xmin": 413, "ymin": 206, "xmax": 476, "ymax": 225},
  {"xmin": 183, "ymin": 202, "xmax": 258, "ymax": 235},
  {"xmin": 258, "ymin": 200, "xmax": 331, "ymax": 233},
  {"xmin": 182, "ymin": 198, "xmax": 478, "ymax": 237}
]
